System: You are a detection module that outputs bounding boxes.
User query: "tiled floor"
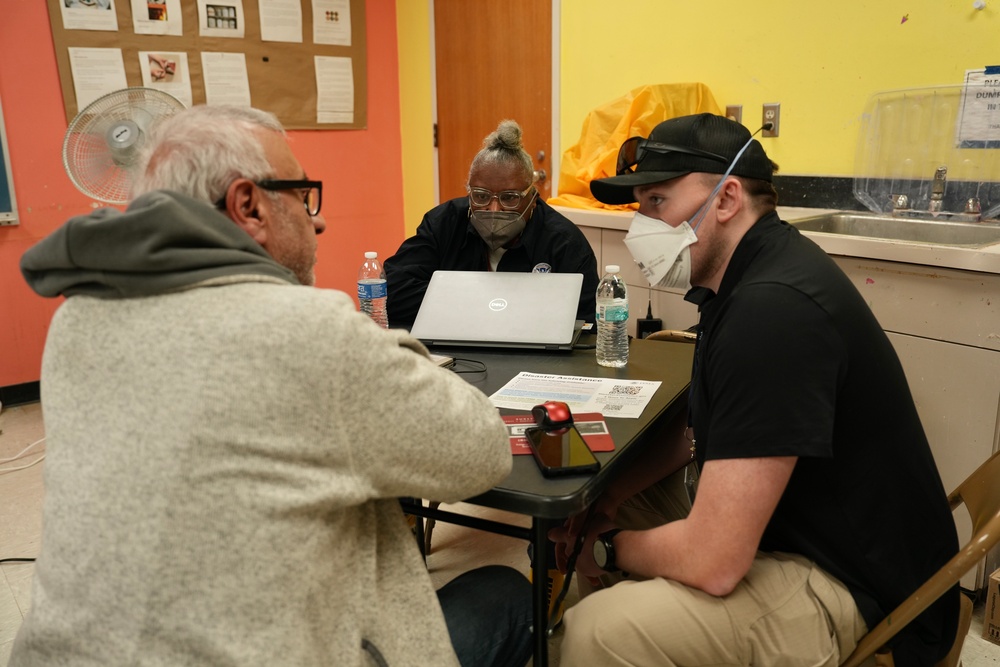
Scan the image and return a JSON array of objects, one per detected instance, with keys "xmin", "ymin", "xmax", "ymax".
[{"xmin": 1, "ymin": 400, "xmax": 997, "ymax": 665}]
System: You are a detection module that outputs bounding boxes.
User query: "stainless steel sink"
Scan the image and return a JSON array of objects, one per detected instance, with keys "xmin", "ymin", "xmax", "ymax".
[{"xmin": 789, "ymin": 213, "xmax": 1000, "ymax": 248}]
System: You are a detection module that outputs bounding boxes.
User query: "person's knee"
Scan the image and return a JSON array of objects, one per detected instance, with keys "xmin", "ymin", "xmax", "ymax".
[
  {"xmin": 481, "ymin": 565, "xmax": 531, "ymax": 618},
  {"xmin": 468, "ymin": 565, "xmax": 529, "ymax": 596},
  {"xmin": 439, "ymin": 565, "xmax": 532, "ymax": 667},
  {"xmin": 442, "ymin": 565, "xmax": 531, "ymax": 618},
  {"xmin": 561, "ymin": 590, "xmax": 621, "ymax": 658}
]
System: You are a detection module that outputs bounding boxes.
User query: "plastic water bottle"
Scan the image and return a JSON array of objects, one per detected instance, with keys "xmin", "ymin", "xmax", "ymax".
[
  {"xmin": 358, "ymin": 251, "xmax": 388, "ymax": 328},
  {"xmin": 596, "ymin": 265, "xmax": 629, "ymax": 367}
]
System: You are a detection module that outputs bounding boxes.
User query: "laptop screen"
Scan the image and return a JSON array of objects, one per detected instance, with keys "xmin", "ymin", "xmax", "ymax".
[{"xmin": 409, "ymin": 271, "xmax": 584, "ymax": 350}]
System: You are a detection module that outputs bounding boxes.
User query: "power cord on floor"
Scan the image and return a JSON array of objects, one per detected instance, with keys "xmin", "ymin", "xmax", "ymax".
[{"xmin": 0, "ymin": 437, "xmax": 46, "ymax": 474}]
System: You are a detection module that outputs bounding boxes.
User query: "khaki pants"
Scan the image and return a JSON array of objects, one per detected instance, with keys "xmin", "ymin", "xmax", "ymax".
[{"xmin": 563, "ymin": 472, "xmax": 870, "ymax": 666}]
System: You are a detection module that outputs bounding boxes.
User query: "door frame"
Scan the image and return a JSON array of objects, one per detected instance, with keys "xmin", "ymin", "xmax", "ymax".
[{"xmin": 428, "ymin": 0, "xmax": 561, "ymax": 206}]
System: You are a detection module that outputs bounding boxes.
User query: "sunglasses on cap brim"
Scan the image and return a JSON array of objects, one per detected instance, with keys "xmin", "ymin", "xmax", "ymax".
[{"xmin": 616, "ymin": 137, "xmax": 729, "ymax": 176}]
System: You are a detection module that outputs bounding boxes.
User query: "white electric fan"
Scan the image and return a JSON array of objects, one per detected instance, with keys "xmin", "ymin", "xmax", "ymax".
[{"xmin": 62, "ymin": 87, "xmax": 185, "ymax": 204}]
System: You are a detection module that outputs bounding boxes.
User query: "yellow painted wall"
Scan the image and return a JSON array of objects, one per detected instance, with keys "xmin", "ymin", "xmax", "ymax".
[
  {"xmin": 396, "ymin": 0, "xmax": 435, "ymax": 237},
  {"xmin": 560, "ymin": 0, "xmax": 998, "ymax": 177},
  {"xmin": 397, "ymin": 0, "xmax": 998, "ymax": 206}
]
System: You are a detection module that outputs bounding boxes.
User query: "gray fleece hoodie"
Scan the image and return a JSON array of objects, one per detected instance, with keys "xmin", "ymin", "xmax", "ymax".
[
  {"xmin": 12, "ymin": 191, "xmax": 512, "ymax": 667},
  {"xmin": 21, "ymin": 190, "xmax": 298, "ymax": 297}
]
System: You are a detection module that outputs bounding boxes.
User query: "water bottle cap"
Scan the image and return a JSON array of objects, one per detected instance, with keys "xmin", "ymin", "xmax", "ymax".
[
  {"xmin": 605, "ymin": 265, "xmax": 620, "ymax": 274},
  {"xmin": 365, "ymin": 251, "xmax": 378, "ymax": 259}
]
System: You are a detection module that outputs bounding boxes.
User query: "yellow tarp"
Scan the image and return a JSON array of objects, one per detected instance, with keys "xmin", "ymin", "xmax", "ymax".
[{"xmin": 548, "ymin": 83, "xmax": 722, "ymax": 211}]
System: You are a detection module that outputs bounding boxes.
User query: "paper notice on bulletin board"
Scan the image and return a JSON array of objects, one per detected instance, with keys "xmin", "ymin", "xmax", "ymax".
[
  {"xmin": 957, "ymin": 68, "xmax": 1000, "ymax": 148},
  {"xmin": 131, "ymin": 0, "xmax": 183, "ymax": 35},
  {"xmin": 68, "ymin": 46, "xmax": 128, "ymax": 109},
  {"xmin": 197, "ymin": 0, "xmax": 245, "ymax": 38},
  {"xmin": 47, "ymin": 0, "xmax": 368, "ymax": 129},
  {"xmin": 315, "ymin": 56, "xmax": 354, "ymax": 124},
  {"xmin": 259, "ymin": 0, "xmax": 303, "ymax": 42},
  {"xmin": 139, "ymin": 51, "xmax": 193, "ymax": 107},
  {"xmin": 202, "ymin": 52, "xmax": 252, "ymax": 107},
  {"xmin": 313, "ymin": 0, "xmax": 351, "ymax": 45},
  {"xmin": 60, "ymin": 0, "xmax": 119, "ymax": 31}
]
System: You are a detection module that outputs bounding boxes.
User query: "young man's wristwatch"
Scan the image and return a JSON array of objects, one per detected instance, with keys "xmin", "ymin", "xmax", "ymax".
[{"xmin": 592, "ymin": 528, "xmax": 623, "ymax": 573}]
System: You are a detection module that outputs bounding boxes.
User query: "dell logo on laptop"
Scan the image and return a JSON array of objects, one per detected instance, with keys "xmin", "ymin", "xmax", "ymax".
[{"xmin": 489, "ymin": 298, "xmax": 508, "ymax": 311}]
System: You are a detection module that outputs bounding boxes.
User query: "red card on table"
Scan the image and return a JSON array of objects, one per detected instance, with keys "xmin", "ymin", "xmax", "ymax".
[{"xmin": 502, "ymin": 413, "xmax": 615, "ymax": 456}]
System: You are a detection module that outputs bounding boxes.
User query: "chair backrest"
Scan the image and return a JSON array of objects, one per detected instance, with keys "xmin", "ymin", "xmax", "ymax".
[
  {"xmin": 645, "ymin": 329, "xmax": 697, "ymax": 343},
  {"xmin": 840, "ymin": 449, "xmax": 1000, "ymax": 667}
]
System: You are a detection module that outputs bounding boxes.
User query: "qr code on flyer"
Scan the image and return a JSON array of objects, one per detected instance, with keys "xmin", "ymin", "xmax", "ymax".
[{"xmin": 609, "ymin": 385, "xmax": 642, "ymax": 396}]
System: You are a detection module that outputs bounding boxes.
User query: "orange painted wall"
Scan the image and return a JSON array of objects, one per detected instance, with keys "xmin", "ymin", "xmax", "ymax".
[{"xmin": 0, "ymin": 2, "xmax": 405, "ymax": 388}]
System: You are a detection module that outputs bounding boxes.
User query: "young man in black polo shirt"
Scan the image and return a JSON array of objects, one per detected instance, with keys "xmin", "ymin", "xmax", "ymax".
[{"xmin": 550, "ymin": 113, "xmax": 959, "ymax": 666}]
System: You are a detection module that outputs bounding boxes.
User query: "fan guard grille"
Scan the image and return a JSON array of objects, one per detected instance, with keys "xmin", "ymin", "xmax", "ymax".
[{"xmin": 62, "ymin": 88, "xmax": 185, "ymax": 204}]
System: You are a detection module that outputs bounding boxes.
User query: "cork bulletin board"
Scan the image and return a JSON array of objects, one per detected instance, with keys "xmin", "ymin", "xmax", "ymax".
[{"xmin": 45, "ymin": 0, "xmax": 367, "ymax": 130}]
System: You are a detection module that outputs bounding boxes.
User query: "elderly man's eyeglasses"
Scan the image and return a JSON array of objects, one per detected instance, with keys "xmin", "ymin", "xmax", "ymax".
[
  {"xmin": 467, "ymin": 184, "xmax": 534, "ymax": 210},
  {"xmin": 255, "ymin": 179, "xmax": 323, "ymax": 216},
  {"xmin": 616, "ymin": 137, "xmax": 728, "ymax": 176}
]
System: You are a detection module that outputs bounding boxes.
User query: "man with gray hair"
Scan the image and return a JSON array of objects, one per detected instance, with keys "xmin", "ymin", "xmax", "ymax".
[
  {"xmin": 385, "ymin": 119, "xmax": 598, "ymax": 329},
  {"xmin": 14, "ymin": 104, "xmax": 532, "ymax": 667}
]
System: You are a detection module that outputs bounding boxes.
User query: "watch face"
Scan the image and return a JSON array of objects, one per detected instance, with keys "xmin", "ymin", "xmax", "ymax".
[{"xmin": 593, "ymin": 539, "xmax": 609, "ymax": 569}]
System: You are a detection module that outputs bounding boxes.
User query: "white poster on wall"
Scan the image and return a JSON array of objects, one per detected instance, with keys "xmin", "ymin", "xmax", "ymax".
[
  {"xmin": 197, "ymin": 0, "xmax": 246, "ymax": 38},
  {"xmin": 201, "ymin": 52, "xmax": 252, "ymax": 107},
  {"xmin": 259, "ymin": 0, "xmax": 303, "ymax": 43},
  {"xmin": 138, "ymin": 51, "xmax": 193, "ymax": 107},
  {"xmin": 957, "ymin": 68, "xmax": 1000, "ymax": 148},
  {"xmin": 314, "ymin": 55, "xmax": 354, "ymax": 124},
  {"xmin": 67, "ymin": 47, "xmax": 128, "ymax": 110},
  {"xmin": 131, "ymin": 0, "xmax": 183, "ymax": 36},
  {"xmin": 60, "ymin": 0, "xmax": 119, "ymax": 31},
  {"xmin": 312, "ymin": 0, "xmax": 351, "ymax": 46}
]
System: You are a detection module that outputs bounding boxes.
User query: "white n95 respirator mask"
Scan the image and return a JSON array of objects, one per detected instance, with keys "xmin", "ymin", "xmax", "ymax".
[
  {"xmin": 624, "ymin": 212, "xmax": 698, "ymax": 292},
  {"xmin": 622, "ymin": 128, "xmax": 763, "ymax": 293}
]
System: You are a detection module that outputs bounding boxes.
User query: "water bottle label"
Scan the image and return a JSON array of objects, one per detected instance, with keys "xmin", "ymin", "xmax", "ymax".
[
  {"xmin": 598, "ymin": 304, "xmax": 628, "ymax": 322},
  {"xmin": 358, "ymin": 280, "xmax": 387, "ymax": 299}
]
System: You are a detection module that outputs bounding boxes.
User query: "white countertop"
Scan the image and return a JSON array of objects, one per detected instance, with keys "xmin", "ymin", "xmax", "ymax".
[{"xmin": 553, "ymin": 204, "xmax": 1000, "ymax": 275}]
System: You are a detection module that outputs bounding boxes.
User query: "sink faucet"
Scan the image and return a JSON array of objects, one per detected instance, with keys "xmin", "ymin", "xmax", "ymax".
[
  {"xmin": 928, "ymin": 166, "xmax": 947, "ymax": 213},
  {"xmin": 889, "ymin": 165, "xmax": 987, "ymax": 222}
]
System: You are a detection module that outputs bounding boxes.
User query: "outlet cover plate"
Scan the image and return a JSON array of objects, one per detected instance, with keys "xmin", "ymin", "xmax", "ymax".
[{"xmin": 762, "ymin": 103, "xmax": 780, "ymax": 137}]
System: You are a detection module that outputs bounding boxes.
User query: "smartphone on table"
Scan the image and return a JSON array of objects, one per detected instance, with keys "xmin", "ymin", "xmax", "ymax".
[{"xmin": 524, "ymin": 424, "xmax": 601, "ymax": 477}]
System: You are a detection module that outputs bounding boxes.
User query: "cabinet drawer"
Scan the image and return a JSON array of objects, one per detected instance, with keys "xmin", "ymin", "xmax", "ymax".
[{"xmin": 831, "ymin": 257, "xmax": 1000, "ymax": 351}]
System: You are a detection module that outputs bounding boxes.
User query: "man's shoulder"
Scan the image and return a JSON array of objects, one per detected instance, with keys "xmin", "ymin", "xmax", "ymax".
[{"xmin": 211, "ymin": 281, "xmax": 356, "ymax": 318}]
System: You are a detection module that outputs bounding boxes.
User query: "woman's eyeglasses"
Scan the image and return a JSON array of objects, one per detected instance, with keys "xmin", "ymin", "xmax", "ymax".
[{"xmin": 467, "ymin": 184, "xmax": 534, "ymax": 210}]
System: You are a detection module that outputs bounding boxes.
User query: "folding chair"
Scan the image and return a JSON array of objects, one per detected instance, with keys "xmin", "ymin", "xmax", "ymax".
[
  {"xmin": 840, "ymin": 449, "xmax": 1000, "ymax": 667},
  {"xmin": 645, "ymin": 329, "xmax": 697, "ymax": 343}
]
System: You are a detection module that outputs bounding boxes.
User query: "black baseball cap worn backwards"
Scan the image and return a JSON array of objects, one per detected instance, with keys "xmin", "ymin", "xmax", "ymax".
[{"xmin": 590, "ymin": 112, "xmax": 774, "ymax": 205}]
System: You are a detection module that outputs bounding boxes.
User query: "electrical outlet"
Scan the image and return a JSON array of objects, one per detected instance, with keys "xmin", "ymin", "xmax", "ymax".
[
  {"xmin": 725, "ymin": 105, "xmax": 743, "ymax": 124},
  {"xmin": 762, "ymin": 103, "xmax": 780, "ymax": 137}
]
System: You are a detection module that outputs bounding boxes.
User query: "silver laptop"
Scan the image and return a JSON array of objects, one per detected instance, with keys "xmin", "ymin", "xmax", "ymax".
[{"xmin": 409, "ymin": 271, "xmax": 585, "ymax": 350}]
